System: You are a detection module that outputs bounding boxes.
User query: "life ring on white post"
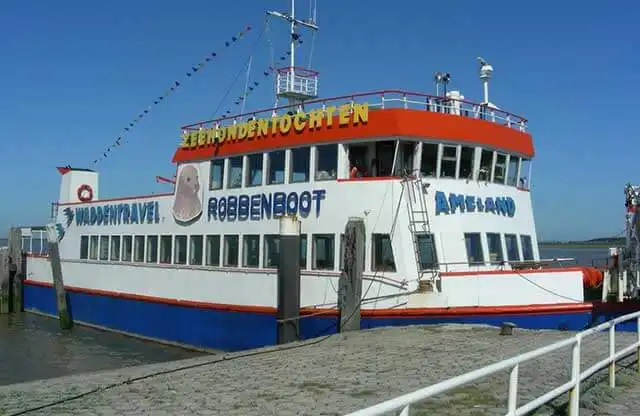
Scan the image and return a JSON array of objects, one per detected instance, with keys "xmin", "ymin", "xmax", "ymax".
[{"xmin": 77, "ymin": 184, "xmax": 94, "ymax": 202}]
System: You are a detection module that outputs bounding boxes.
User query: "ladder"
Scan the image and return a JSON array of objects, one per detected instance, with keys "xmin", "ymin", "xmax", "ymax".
[{"xmin": 401, "ymin": 174, "xmax": 438, "ymax": 286}]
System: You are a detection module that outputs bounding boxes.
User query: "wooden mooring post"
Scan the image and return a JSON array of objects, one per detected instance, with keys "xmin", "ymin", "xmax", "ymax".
[
  {"xmin": 46, "ymin": 223, "xmax": 73, "ymax": 329},
  {"xmin": 1, "ymin": 228, "xmax": 24, "ymax": 314},
  {"xmin": 338, "ymin": 217, "xmax": 365, "ymax": 333},
  {"xmin": 0, "ymin": 247, "xmax": 9, "ymax": 314},
  {"xmin": 276, "ymin": 215, "xmax": 301, "ymax": 344}
]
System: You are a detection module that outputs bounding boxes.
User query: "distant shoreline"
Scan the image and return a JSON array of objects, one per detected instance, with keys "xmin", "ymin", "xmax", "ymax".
[{"xmin": 539, "ymin": 243, "xmax": 619, "ymax": 249}]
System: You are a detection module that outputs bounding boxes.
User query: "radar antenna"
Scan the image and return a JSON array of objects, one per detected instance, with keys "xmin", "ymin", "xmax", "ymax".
[{"xmin": 477, "ymin": 56, "xmax": 493, "ymax": 105}]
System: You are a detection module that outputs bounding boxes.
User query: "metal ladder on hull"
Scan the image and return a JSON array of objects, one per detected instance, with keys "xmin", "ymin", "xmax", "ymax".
[{"xmin": 401, "ymin": 174, "xmax": 438, "ymax": 288}]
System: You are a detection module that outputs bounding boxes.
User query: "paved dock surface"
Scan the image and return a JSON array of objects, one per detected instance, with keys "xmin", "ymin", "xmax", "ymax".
[{"xmin": 2, "ymin": 324, "xmax": 640, "ymax": 415}]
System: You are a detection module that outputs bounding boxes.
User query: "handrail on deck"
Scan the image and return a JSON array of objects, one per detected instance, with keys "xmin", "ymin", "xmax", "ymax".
[
  {"xmin": 181, "ymin": 90, "xmax": 528, "ymax": 133},
  {"xmin": 344, "ymin": 311, "xmax": 640, "ymax": 416}
]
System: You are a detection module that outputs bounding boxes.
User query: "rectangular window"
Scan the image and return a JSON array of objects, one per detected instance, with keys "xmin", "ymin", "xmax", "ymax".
[
  {"xmin": 506, "ymin": 156, "xmax": 519, "ymax": 186},
  {"xmin": 89, "ymin": 235, "xmax": 99, "ymax": 260},
  {"xmin": 159, "ymin": 235, "xmax": 172, "ymax": 264},
  {"xmin": 147, "ymin": 236, "xmax": 158, "ymax": 263},
  {"xmin": 372, "ymin": 234, "xmax": 396, "ymax": 272},
  {"xmin": 313, "ymin": 234, "xmax": 335, "ymax": 270},
  {"xmin": 315, "ymin": 144, "xmax": 338, "ymax": 180},
  {"xmin": 486, "ymin": 233, "xmax": 504, "ymax": 264},
  {"xmin": 134, "ymin": 235, "xmax": 145, "ymax": 262},
  {"xmin": 464, "ymin": 233, "xmax": 484, "ymax": 265},
  {"xmin": 440, "ymin": 145, "xmax": 457, "ymax": 178},
  {"xmin": 459, "ymin": 146, "xmax": 475, "ymax": 179},
  {"xmin": 122, "ymin": 236, "xmax": 133, "ymax": 261},
  {"xmin": 110, "ymin": 236, "xmax": 120, "ymax": 261},
  {"xmin": 505, "ymin": 234, "xmax": 520, "ymax": 262},
  {"xmin": 205, "ymin": 235, "xmax": 220, "ymax": 266},
  {"xmin": 420, "ymin": 143, "xmax": 438, "ymax": 177},
  {"xmin": 190, "ymin": 235, "xmax": 203, "ymax": 265},
  {"xmin": 209, "ymin": 159, "xmax": 225, "ymax": 190},
  {"xmin": 494, "ymin": 153, "xmax": 507, "ymax": 184},
  {"xmin": 80, "ymin": 236, "xmax": 89, "ymax": 260},
  {"xmin": 246, "ymin": 154, "xmax": 263, "ymax": 187},
  {"xmin": 227, "ymin": 156, "xmax": 243, "ymax": 188},
  {"xmin": 99, "ymin": 236, "xmax": 109, "ymax": 260},
  {"xmin": 267, "ymin": 150, "xmax": 286, "ymax": 185},
  {"xmin": 417, "ymin": 234, "xmax": 438, "ymax": 269},
  {"xmin": 290, "ymin": 147, "xmax": 310, "ymax": 183},
  {"xmin": 479, "ymin": 149, "xmax": 493, "ymax": 181},
  {"xmin": 521, "ymin": 235, "xmax": 534, "ymax": 261},
  {"xmin": 243, "ymin": 235, "xmax": 260, "ymax": 267},
  {"xmin": 400, "ymin": 142, "xmax": 415, "ymax": 175},
  {"xmin": 224, "ymin": 235, "xmax": 239, "ymax": 267},
  {"xmin": 300, "ymin": 234, "xmax": 307, "ymax": 269},
  {"xmin": 174, "ymin": 235, "xmax": 187, "ymax": 264},
  {"xmin": 264, "ymin": 234, "xmax": 280, "ymax": 268},
  {"xmin": 519, "ymin": 159, "xmax": 531, "ymax": 189}
]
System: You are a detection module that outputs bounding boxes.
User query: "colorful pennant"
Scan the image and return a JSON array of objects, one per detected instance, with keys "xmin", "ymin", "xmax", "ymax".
[{"xmin": 88, "ymin": 24, "xmax": 252, "ymax": 166}]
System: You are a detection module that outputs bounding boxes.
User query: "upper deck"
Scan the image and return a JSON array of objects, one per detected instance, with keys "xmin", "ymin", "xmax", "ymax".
[{"xmin": 173, "ymin": 89, "xmax": 533, "ymax": 164}]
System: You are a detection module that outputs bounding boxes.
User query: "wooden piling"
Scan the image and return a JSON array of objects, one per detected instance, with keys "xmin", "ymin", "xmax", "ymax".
[
  {"xmin": 8, "ymin": 227, "xmax": 23, "ymax": 313},
  {"xmin": 0, "ymin": 247, "xmax": 9, "ymax": 314},
  {"xmin": 276, "ymin": 215, "xmax": 301, "ymax": 344},
  {"xmin": 46, "ymin": 223, "xmax": 73, "ymax": 329},
  {"xmin": 338, "ymin": 217, "xmax": 365, "ymax": 333}
]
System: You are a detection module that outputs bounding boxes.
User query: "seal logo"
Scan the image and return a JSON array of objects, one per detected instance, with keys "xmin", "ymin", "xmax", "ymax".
[{"xmin": 172, "ymin": 164, "xmax": 203, "ymax": 224}]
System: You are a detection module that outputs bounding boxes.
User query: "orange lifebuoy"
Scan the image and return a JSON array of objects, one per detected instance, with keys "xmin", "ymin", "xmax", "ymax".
[{"xmin": 77, "ymin": 184, "xmax": 93, "ymax": 202}]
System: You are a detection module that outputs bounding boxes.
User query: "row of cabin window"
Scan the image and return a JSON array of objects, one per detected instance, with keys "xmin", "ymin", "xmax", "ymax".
[
  {"xmin": 78, "ymin": 233, "xmax": 404, "ymax": 272},
  {"xmin": 209, "ymin": 142, "xmax": 530, "ymax": 190},
  {"xmin": 464, "ymin": 233, "xmax": 535, "ymax": 266}
]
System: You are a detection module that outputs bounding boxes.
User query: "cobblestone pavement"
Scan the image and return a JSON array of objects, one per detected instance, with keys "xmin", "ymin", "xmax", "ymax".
[{"xmin": 2, "ymin": 324, "xmax": 640, "ymax": 416}]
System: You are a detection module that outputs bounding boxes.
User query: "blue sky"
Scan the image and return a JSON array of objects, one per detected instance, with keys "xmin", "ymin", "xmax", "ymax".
[{"xmin": 0, "ymin": 0, "xmax": 637, "ymax": 241}]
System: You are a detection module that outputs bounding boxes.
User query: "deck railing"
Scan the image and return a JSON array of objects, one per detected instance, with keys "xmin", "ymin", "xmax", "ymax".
[
  {"xmin": 344, "ymin": 311, "xmax": 640, "ymax": 416},
  {"xmin": 181, "ymin": 90, "xmax": 528, "ymax": 133}
]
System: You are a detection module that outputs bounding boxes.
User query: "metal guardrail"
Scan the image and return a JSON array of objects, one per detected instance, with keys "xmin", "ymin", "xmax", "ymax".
[{"xmin": 345, "ymin": 311, "xmax": 640, "ymax": 416}]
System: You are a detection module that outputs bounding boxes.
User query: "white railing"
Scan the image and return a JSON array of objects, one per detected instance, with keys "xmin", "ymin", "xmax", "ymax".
[{"xmin": 345, "ymin": 311, "xmax": 640, "ymax": 416}]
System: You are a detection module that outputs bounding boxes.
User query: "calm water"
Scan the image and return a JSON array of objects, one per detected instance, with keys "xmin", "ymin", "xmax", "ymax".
[
  {"xmin": 0, "ymin": 313, "xmax": 203, "ymax": 386},
  {"xmin": 0, "ymin": 246, "xmax": 610, "ymax": 386}
]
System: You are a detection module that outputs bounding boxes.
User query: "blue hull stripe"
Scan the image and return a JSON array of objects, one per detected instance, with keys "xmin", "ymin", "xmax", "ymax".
[{"xmin": 23, "ymin": 284, "xmax": 631, "ymax": 352}]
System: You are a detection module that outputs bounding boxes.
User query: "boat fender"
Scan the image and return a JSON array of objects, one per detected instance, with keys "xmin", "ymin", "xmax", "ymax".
[{"xmin": 77, "ymin": 184, "xmax": 94, "ymax": 202}]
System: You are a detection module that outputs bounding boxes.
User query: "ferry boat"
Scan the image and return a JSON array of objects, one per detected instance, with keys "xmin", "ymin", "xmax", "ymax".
[{"xmin": 21, "ymin": 1, "xmax": 612, "ymax": 351}]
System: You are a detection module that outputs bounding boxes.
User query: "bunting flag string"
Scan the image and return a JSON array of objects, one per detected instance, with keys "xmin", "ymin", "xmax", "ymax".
[{"xmin": 88, "ymin": 24, "xmax": 253, "ymax": 167}]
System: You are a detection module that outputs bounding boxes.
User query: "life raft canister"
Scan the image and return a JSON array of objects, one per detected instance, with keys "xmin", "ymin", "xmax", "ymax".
[{"xmin": 77, "ymin": 184, "xmax": 94, "ymax": 202}]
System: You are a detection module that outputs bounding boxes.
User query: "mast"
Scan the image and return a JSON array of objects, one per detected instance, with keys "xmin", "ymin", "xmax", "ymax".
[{"xmin": 267, "ymin": 0, "xmax": 319, "ymax": 109}]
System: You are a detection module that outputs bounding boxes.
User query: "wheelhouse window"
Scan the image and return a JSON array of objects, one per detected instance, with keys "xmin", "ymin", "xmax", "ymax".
[
  {"xmin": 372, "ymin": 234, "xmax": 396, "ymax": 272},
  {"xmin": 521, "ymin": 235, "xmax": 534, "ymax": 261},
  {"xmin": 267, "ymin": 150, "xmax": 285, "ymax": 185},
  {"xmin": 417, "ymin": 234, "xmax": 438, "ymax": 269},
  {"xmin": 224, "ymin": 235, "xmax": 239, "ymax": 267},
  {"xmin": 189, "ymin": 235, "xmax": 203, "ymax": 265},
  {"xmin": 99, "ymin": 236, "xmax": 109, "ymax": 260},
  {"xmin": 134, "ymin": 236, "xmax": 145, "ymax": 262},
  {"xmin": 122, "ymin": 236, "xmax": 132, "ymax": 261},
  {"xmin": 80, "ymin": 236, "xmax": 89, "ymax": 260},
  {"xmin": 147, "ymin": 236, "xmax": 158, "ymax": 263},
  {"xmin": 400, "ymin": 142, "xmax": 416, "ymax": 176},
  {"xmin": 110, "ymin": 236, "xmax": 120, "ymax": 261},
  {"xmin": 486, "ymin": 233, "xmax": 504, "ymax": 264},
  {"xmin": 464, "ymin": 233, "xmax": 484, "ymax": 265},
  {"xmin": 89, "ymin": 235, "xmax": 99, "ymax": 260},
  {"xmin": 290, "ymin": 147, "xmax": 310, "ymax": 183},
  {"xmin": 459, "ymin": 146, "xmax": 475, "ymax": 179},
  {"xmin": 420, "ymin": 143, "xmax": 438, "ymax": 177},
  {"xmin": 506, "ymin": 156, "xmax": 519, "ymax": 186},
  {"xmin": 159, "ymin": 235, "xmax": 172, "ymax": 264},
  {"xmin": 440, "ymin": 145, "xmax": 457, "ymax": 178},
  {"xmin": 312, "ymin": 234, "xmax": 335, "ymax": 270},
  {"xmin": 227, "ymin": 156, "xmax": 243, "ymax": 189},
  {"xmin": 205, "ymin": 235, "xmax": 220, "ymax": 266},
  {"xmin": 494, "ymin": 153, "xmax": 507, "ymax": 184},
  {"xmin": 243, "ymin": 235, "xmax": 260, "ymax": 267},
  {"xmin": 479, "ymin": 149, "xmax": 493, "ymax": 181},
  {"xmin": 519, "ymin": 159, "xmax": 531, "ymax": 189},
  {"xmin": 315, "ymin": 144, "xmax": 338, "ymax": 180},
  {"xmin": 210, "ymin": 159, "xmax": 224, "ymax": 190},
  {"xmin": 174, "ymin": 235, "xmax": 187, "ymax": 265},
  {"xmin": 504, "ymin": 234, "xmax": 520, "ymax": 262},
  {"xmin": 246, "ymin": 153, "xmax": 263, "ymax": 187}
]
